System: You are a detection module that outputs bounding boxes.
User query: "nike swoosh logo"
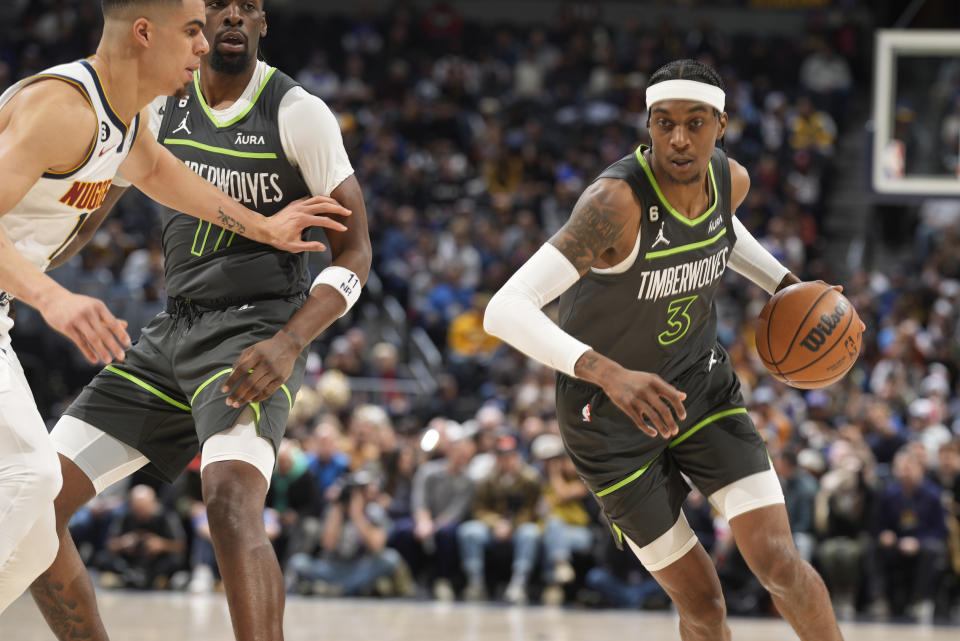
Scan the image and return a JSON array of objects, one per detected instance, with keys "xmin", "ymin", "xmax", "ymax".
[{"xmin": 99, "ymin": 145, "xmax": 117, "ymax": 157}]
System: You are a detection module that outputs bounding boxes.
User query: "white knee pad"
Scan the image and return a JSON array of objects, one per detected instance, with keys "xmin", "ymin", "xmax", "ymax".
[
  {"xmin": 625, "ymin": 511, "xmax": 699, "ymax": 572},
  {"xmin": 708, "ymin": 462, "xmax": 784, "ymax": 522},
  {"xmin": 201, "ymin": 407, "xmax": 275, "ymax": 487},
  {"xmin": 51, "ymin": 415, "xmax": 149, "ymax": 495}
]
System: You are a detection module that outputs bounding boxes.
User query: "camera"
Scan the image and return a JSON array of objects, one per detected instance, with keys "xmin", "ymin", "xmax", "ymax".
[{"xmin": 336, "ymin": 469, "xmax": 378, "ymax": 504}]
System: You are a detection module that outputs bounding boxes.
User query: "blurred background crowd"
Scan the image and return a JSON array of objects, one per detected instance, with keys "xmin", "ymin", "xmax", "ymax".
[{"xmin": 2, "ymin": 0, "xmax": 960, "ymax": 626}]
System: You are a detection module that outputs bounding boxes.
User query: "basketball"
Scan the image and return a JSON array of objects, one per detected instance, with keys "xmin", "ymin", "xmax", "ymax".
[{"xmin": 755, "ymin": 282, "xmax": 863, "ymax": 389}]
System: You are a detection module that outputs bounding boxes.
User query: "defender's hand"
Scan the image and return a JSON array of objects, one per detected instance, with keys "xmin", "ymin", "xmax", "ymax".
[
  {"xmin": 222, "ymin": 330, "xmax": 302, "ymax": 407},
  {"xmin": 262, "ymin": 195, "xmax": 351, "ymax": 253},
  {"xmin": 603, "ymin": 370, "xmax": 687, "ymax": 439},
  {"xmin": 39, "ymin": 290, "xmax": 130, "ymax": 364}
]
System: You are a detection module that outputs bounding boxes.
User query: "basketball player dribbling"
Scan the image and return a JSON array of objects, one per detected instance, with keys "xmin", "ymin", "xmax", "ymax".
[
  {"xmin": 24, "ymin": 2, "xmax": 371, "ymax": 640},
  {"xmin": 0, "ymin": 0, "xmax": 351, "ymax": 615},
  {"xmin": 486, "ymin": 59, "xmax": 856, "ymax": 640}
]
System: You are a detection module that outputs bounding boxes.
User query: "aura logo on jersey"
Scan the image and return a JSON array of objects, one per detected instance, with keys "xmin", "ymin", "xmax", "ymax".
[
  {"xmin": 800, "ymin": 298, "xmax": 849, "ymax": 352},
  {"xmin": 58, "ymin": 179, "xmax": 113, "ymax": 211},
  {"xmin": 636, "ymin": 247, "xmax": 729, "ymax": 302},
  {"xmin": 183, "ymin": 161, "xmax": 283, "ymax": 207},
  {"xmin": 234, "ymin": 132, "xmax": 265, "ymax": 145}
]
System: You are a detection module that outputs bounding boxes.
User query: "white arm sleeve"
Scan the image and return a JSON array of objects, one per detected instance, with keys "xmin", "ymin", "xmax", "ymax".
[
  {"xmin": 727, "ymin": 216, "xmax": 790, "ymax": 295},
  {"xmin": 278, "ymin": 87, "xmax": 354, "ymax": 196},
  {"xmin": 483, "ymin": 243, "xmax": 592, "ymax": 378}
]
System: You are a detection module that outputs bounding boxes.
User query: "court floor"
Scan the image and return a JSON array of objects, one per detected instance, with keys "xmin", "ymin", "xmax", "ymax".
[{"xmin": 2, "ymin": 592, "xmax": 959, "ymax": 640}]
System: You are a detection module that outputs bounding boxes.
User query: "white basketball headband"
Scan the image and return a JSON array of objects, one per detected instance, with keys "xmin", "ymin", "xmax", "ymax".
[{"xmin": 645, "ymin": 79, "xmax": 725, "ymax": 113}]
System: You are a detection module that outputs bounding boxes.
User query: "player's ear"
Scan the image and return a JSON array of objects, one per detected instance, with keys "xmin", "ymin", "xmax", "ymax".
[
  {"xmin": 716, "ymin": 111, "xmax": 727, "ymax": 141},
  {"xmin": 261, "ymin": 12, "xmax": 268, "ymax": 38},
  {"xmin": 132, "ymin": 17, "xmax": 152, "ymax": 49}
]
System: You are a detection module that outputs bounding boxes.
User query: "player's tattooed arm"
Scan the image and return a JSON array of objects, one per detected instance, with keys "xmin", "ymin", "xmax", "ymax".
[
  {"xmin": 217, "ymin": 207, "xmax": 246, "ymax": 234},
  {"xmin": 548, "ymin": 178, "xmax": 637, "ymax": 275}
]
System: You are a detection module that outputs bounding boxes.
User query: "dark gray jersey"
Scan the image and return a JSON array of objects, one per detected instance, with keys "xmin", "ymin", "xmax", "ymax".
[
  {"xmin": 558, "ymin": 146, "xmax": 736, "ymax": 385},
  {"xmin": 156, "ymin": 68, "xmax": 312, "ymax": 303}
]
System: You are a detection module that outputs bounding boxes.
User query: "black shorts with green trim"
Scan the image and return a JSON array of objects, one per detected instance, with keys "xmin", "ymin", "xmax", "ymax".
[
  {"xmin": 556, "ymin": 344, "xmax": 771, "ymax": 550},
  {"xmin": 63, "ymin": 295, "xmax": 308, "ymax": 484}
]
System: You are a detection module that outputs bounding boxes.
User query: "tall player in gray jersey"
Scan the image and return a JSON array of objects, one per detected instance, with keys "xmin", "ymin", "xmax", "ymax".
[
  {"xmin": 0, "ymin": 0, "xmax": 351, "ymax": 618},
  {"xmin": 486, "ymin": 60, "xmax": 850, "ymax": 640},
  {"xmin": 26, "ymin": 2, "xmax": 371, "ymax": 640}
]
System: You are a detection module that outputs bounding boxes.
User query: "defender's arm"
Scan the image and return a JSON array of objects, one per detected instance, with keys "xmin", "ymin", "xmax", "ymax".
[{"xmin": 119, "ymin": 119, "xmax": 351, "ymax": 253}]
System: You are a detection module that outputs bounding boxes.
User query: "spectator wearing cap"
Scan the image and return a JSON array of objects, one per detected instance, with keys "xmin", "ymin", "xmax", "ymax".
[
  {"xmin": 872, "ymin": 448, "xmax": 948, "ymax": 621},
  {"xmin": 533, "ymin": 433, "xmax": 594, "ymax": 606},
  {"xmin": 458, "ymin": 434, "xmax": 542, "ymax": 604},
  {"xmin": 392, "ymin": 421, "xmax": 477, "ymax": 600}
]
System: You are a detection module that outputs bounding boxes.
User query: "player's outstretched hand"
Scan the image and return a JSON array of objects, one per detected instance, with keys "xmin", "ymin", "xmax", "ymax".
[
  {"xmin": 604, "ymin": 370, "xmax": 687, "ymax": 439},
  {"xmin": 39, "ymin": 290, "xmax": 130, "ymax": 365},
  {"xmin": 222, "ymin": 330, "xmax": 302, "ymax": 408},
  {"xmin": 263, "ymin": 195, "xmax": 351, "ymax": 253}
]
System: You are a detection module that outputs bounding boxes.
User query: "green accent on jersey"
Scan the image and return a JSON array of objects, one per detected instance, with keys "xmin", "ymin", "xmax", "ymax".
[
  {"xmin": 213, "ymin": 227, "xmax": 227, "ymax": 252},
  {"xmin": 611, "ymin": 522, "xmax": 624, "ymax": 544},
  {"xmin": 192, "ymin": 368, "xmax": 233, "ymax": 405},
  {"xmin": 163, "ymin": 138, "xmax": 278, "ymax": 159},
  {"xmin": 250, "ymin": 401, "xmax": 261, "ymax": 427},
  {"xmin": 596, "ymin": 453, "xmax": 662, "ymax": 497},
  {"xmin": 193, "ymin": 67, "xmax": 277, "ymax": 129},
  {"xmin": 191, "ymin": 369, "xmax": 290, "ymax": 410},
  {"xmin": 668, "ymin": 408, "xmax": 749, "ymax": 449},
  {"xmin": 645, "ymin": 228, "xmax": 727, "ymax": 260},
  {"xmin": 105, "ymin": 366, "xmax": 191, "ymax": 412},
  {"xmin": 635, "ymin": 147, "xmax": 718, "ymax": 227},
  {"xmin": 191, "ymin": 221, "xmax": 214, "ymax": 257},
  {"xmin": 658, "ymin": 295, "xmax": 698, "ymax": 345}
]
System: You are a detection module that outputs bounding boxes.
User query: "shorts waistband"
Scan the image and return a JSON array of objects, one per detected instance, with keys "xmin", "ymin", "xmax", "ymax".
[{"xmin": 166, "ymin": 292, "xmax": 306, "ymax": 315}]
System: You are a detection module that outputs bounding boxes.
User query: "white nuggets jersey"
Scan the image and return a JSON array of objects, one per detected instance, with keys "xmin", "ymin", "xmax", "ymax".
[{"xmin": 0, "ymin": 59, "xmax": 141, "ymax": 272}]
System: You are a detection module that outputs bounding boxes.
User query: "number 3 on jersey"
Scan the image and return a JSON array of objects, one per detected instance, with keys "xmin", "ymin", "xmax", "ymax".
[{"xmin": 658, "ymin": 295, "xmax": 697, "ymax": 346}]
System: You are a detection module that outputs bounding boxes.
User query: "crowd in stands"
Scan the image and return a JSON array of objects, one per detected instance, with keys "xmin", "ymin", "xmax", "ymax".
[{"xmin": 3, "ymin": 0, "xmax": 960, "ymax": 625}]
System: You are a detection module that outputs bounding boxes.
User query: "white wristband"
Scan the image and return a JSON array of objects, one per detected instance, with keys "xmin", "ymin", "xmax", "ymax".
[{"xmin": 310, "ymin": 266, "xmax": 361, "ymax": 317}]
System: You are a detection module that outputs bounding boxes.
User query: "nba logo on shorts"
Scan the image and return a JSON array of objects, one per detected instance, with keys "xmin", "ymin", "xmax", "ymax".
[{"xmin": 581, "ymin": 403, "xmax": 592, "ymax": 422}]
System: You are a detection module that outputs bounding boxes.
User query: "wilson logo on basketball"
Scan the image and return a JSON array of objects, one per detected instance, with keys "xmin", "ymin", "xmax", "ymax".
[
  {"xmin": 800, "ymin": 299, "xmax": 849, "ymax": 352},
  {"xmin": 58, "ymin": 178, "xmax": 112, "ymax": 211}
]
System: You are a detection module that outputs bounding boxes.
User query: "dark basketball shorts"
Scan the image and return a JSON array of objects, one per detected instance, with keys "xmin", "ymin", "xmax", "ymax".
[
  {"xmin": 556, "ymin": 344, "xmax": 774, "ymax": 550},
  {"xmin": 63, "ymin": 295, "xmax": 308, "ymax": 483}
]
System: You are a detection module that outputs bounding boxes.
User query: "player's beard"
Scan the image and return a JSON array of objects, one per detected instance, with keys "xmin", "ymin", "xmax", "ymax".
[{"xmin": 210, "ymin": 45, "xmax": 253, "ymax": 75}]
